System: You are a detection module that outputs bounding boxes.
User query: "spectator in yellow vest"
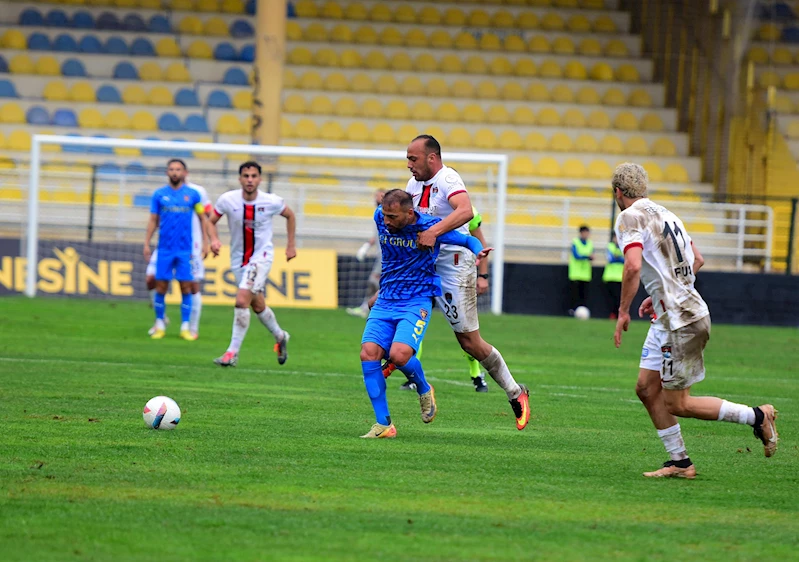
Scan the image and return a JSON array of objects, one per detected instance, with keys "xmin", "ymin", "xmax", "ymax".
[
  {"xmin": 568, "ymin": 225, "xmax": 593, "ymax": 314},
  {"xmin": 603, "ymin": 232, "xmax": 624, "ymax": 319}
]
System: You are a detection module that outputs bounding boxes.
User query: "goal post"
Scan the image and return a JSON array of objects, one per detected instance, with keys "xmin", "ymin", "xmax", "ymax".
[{"xmin": 25, "ymin": 134, "xmax": 509, "ymax": 314}]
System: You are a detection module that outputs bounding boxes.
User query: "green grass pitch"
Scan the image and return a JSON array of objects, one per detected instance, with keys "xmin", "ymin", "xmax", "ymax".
[{"xmin": 0, "ymin": 296, "xmax": 797, "ymax": 561}]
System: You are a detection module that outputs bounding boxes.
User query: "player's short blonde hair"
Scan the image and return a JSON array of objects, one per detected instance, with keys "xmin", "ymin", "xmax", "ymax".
[{"xmin": 612, "ymin": 163, "xmax": 648, "ymax": 198}]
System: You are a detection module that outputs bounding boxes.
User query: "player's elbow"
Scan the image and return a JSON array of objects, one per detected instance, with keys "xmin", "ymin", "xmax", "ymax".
[{"xmin": 625, "ymin": 260, "xmax": 641, "ymax": 276}]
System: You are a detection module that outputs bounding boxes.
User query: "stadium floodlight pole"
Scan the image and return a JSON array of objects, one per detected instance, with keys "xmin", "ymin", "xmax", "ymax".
[{"xmin": 26, "ymin": 135, "xmax": 508, "ymax": 313}]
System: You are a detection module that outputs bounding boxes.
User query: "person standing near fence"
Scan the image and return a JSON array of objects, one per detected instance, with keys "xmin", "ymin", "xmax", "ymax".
[
  {"xmin": 602, "ymin": 232, "xmax": 624, "ymax": 319},
  {"xmin": 568, "ymin": 225, "xmax": 594, "ymax": 314}
]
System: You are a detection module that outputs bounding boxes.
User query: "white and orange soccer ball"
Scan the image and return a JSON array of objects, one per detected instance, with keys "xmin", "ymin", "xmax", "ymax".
[{"xmin": 143, "ymin": 396, "xmax": 181, "ymax": 430}]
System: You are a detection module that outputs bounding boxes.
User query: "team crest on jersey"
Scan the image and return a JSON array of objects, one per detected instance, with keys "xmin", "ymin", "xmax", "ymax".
[
  {"xmin": 444, "ymin": 292, "xmax": 452, "ymax": 304},
  {"xmin": 420, "ymin": 309, "xmax": 428, "ymax": 320},
  {"xmin": 661, "ymin": 345, "xmax": 672, "ymax": 359},
  {"xmin": 431, "ymin": 186, "xmax": 439, "ymax": 195},
  {"xmin": 445, "ymin": 174, "xmax": 459, "ymax": 184}
]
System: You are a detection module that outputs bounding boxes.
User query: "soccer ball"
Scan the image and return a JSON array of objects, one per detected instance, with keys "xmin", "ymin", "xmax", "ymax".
[
  {"xmin": 143, "ymin": 396, "xmax": 181, "ymax": 430},
  {"xmin": 574, "ymin": 306, "xmax": 591, "ymax": 320}
]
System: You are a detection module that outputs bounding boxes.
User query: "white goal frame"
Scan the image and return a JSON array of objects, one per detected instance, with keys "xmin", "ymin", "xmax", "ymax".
[{"xmin": 26, "ymin": 134, "xmax": 509, "ymax": 314}]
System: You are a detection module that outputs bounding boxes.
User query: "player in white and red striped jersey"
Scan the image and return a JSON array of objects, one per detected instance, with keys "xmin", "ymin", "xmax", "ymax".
[{"xmin": 207, "ymin": 161, "xmax": 296, "ymax": 367}]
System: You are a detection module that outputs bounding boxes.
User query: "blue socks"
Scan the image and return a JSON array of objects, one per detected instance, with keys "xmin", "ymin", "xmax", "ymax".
[
  {"xmin": 362, "ymin": 360, "xmax": 390, "ymax": 425},
  {"xmin": 398, "ymin": 355, "xmax": 430, "ymax": 395},
  {"xmin": 180, "ymin": 292, "xmax": 192, "ymax": 323},
  {"xmin": 154, "ymin": 292, "xmax": 166, "ymax": 320}
]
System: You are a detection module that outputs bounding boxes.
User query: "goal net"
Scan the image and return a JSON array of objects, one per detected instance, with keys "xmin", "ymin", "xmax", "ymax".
[{"xmin": 13, "ymin": 135, "xmax": 508, "ymax": 314}]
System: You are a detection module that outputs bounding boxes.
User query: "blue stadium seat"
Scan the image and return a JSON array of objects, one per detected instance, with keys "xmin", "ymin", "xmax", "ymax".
[
  {"xmin": 184, "ymin": 114, "xmax": 209, "ymax": 132},
  {"xmin": 157, "ymin": 112, "xmax": 183, "ymax": 131},
  {"xmin": 53, "ymin": 108, "xmax": 78, "ymax": 127},
  {"xmin": 123, "ymin": 14, "xmax": 147, "ymax": 32},
  {"xmin": 230, "ymin": 20, "xmax": 254, "ymax": 38},
  {"xmin": 240, "ymin": 44, "xmax": 255, "ymax": 62},
  {"xmin": 214, "ymin": 42, "xmax": 238, "ymax": 61},
  {"xmin": 113, "ymin": 61, "xmax": 138, "ymax": 79},
  {"xmin": 45, "ymin": 10, "xmax": 70, "ymax": 28},
  {"xmin": 126, "ymin": 162, "xmax": 149, "ymax": 175},
  {"xmin": 96, "ymin": 12, "xmax": 121, "ymax": 31},
  {"xmin": 20, "ymin": 9, "xmax": 45, "ymax": 26},
  {"xmin": 72, "ymin": 11, "xmax": 95, "ymax": 29},
  {"xmin": 131, "ymin": 38, "xmax": 155, "ymax": 56},
  {"xmin": 61, "ymin": 58, "xmax": 87, "ymax": 77},
  {"xmin": 27, "ymin": 33, "xmax": 52, "ymax": 51},
  {"xmin": 207, "ymin": 89, "xmax": 232, "ymax": 107},
  {"xmin": 97, "ymin": 162, "xmax": 121, "ymax": 175},
  {"xmin": 61, "ymin": 133, "xmax": 86, "ymax": 153},
  {"xmin": 26, "ymin": 106, "xmax": 50, "ymax": 125},
  {"xmin": 148, "ymin": 15, "xmax": 171, "ymax": 33},
  {"xmin": 79, "ymin": 35, "xmax": 103, "ymax": 54},
  {"xmin": 89, "ymin": 134, "xmax": 114, "ymax": 154},
  {"xmin": 0, "ymin": 79, "xmax": 18, "ymax": 97},
  {"xmin": 174, "ymin": 88, "xmax": 199, "ymax": 106},
  {"xmin": 105, "ymin": 37, "xmax": 129, "ymax": 55},
  {"xmin": 782, "ymin": 26, "xmax": 799, "ymax": 42},
  {"xmin": 97, "ymin": 84, "xmax": 122, "ymax": 103},
  {"xmin": 223, "ymin": 67, "xmax": 248, "ymax": 85},
  {"xmin": 775, "ymin": 2, "xmax": 796, "ymax": 20},
  {"xmin": 246, "ymin": 0, "xmax": 256, "ymax": 14},
  {"xmin": 169, "ymin": 138, "xmax": 193, "ymax": 158},
  {"xmin": 54, "ymin": 34, "xmax": 80, "ymax": 52},
  {"xmin": 0, "ymin": 56, "xmax": 8, "ymax": 73},
  {"xmin": 287, "ymin": 1, "xmax": 295, "ymax": 16}
]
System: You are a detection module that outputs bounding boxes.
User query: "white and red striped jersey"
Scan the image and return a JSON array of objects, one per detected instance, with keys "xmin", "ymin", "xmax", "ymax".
[
  {"xmin": 213, "ymin": 190, "xmax": 285, "ymax": 268},
  {"xmin": 614, "ymin": 198, "xmax": 709, "ymax": 331},
  {"xmin": 186, "ymin": 182, "xmax": 211, "ymax": 258}
]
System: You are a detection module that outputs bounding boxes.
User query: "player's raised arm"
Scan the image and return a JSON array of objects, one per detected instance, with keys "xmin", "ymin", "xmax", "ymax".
[
  {"xmin": 436, "ymin": 229, "xmax": 492, "ymax": 265},
  {"xmin": 417, "ymin": 192, "xmax": 473, "ymax": 249},
  {"xmin": 280, "ymin": 206, "xmax": 297, "ymax": 261}
]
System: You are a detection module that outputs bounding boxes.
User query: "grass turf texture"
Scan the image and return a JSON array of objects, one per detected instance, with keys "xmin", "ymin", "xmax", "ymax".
[{"xmin": 0, "ymin": 296, "xmax": 796, "ymax": 561}]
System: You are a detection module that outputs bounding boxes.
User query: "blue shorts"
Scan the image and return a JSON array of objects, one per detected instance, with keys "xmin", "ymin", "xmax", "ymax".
[
  {"xmin": 155, "ymin": 250, "xmax": 193, "ymax": 282},
  {"xmin": 361, "ymin": 296, "xmax": 432, "ymax": 355}
]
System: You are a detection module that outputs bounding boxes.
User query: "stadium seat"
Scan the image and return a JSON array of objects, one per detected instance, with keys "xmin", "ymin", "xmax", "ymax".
[
  {"xmin": 2, "ymin": 30, "xmax": 27, "ymax": 50},
  {"xmin": 563, "ymin": 108, "xmax": 587, "ymax": 127},
  {"xmin": 587, "ymin": 160, "xmax": 612, "ymax": 180},
  {"xmin": 605, "ymin": 39, "xmax": 629, "ymax": 57},
  {"xmin": 240, "ymin": 45, "xmax": 255, "ymax": 62},
  {"xmin": 120, "ymin": 84, "xmax": 145, "ymax": 104},
  {"xmin": 78, "ymin": 108, "xmax": 104, "ymax": 128},
  {"xmin": 206, "ymin": 89, "xmax": 231, "ymax": 108},
  {"xmin": 123, "ymin": 14, "xmax": 147, "ymax": 32},
  {"xmin": 568, "ymin": 14, "xmax": 592, "ymax": 33},
  {"xmin": 537, "ymin": 157, "xmax": 561, "ymax": 177},
  {"xmin": 498, "ymin": 130, "xmax": 523, "ymax": 150},
  {"xmin": 223, "ymin": 67, "xmax": 248, "ymax": 85},
  {"xmin": 309, "ymin": 95, "xmax": 334, "ymax": 115},
  {"xmin": 319, "ymin": 121, "xmax": 345, "ymax": 141},
  {"xmin": 640, "ymin": 113, "xmax": 665, "ymax": 132},
  {"xmin": 187, "ymin": 40, "xmax": 214, "ymax": 59},
  {"xmin": 96, "ymin": 12, "xmax": 122, "ymax": 30},
  {"xmin": 147, "ymin": 86, "xmax": 172, "ymax": 105},
  {"xmin": 179, "ymin": 16, "xmax": 204, "ymax": 35},
  {"xmin": 9, "ymin": 54, "xmax": 35, "ymax": 75},
  {"xmin": 164, "ymin": 63, "xmax": 191, "ymax": 82},
  {"xmin": 0, "ymin": 56, "xmax": 7, "ymax": 74},
  {"xmin": 26, "ymin": 106, "xmax": 50, "ymax": 125},
  {"xmin": 539, "ymin": 60, "xmax": 562, "ymax": 78},
  {"xmin": 105, "ymin": 36, "xmax": 129, "ymax": 55},
  {"xmin": 315, "ymin": 47, "xmax": 340, "ymax": 67},
  {"xmin": 549, "ymin": 132, "xmax": 573, "ymax": 152},
  {"xmin": 443, "ymin": 8, "xmax": 466, "ymax": 26},
  {"xmin": 139, "ymin": 62, "xmax": 163, "ymax": 81},
  {"xmin": 206, "ymin": 17, "xmax": 230, "ymax": 36},
  {"xmin": 28, "ymin": 33, "xmax": 53, "ymax": 51},
  {"xmin": 70, "ymin": 82, "xmax": 96, "ymax": 102},
  {"xmin": 564, "ymin": 159, "xmax": 587, "ymax": 179},
  {"xmin": 757, "ymin": 71, "xmax": 781, "ymax": 89},
  {"xmin": 642, "ymin": 162, "xmax": 663, "ymax": 182},
  {"xmin": 216, "ymin": 114, "xmax": 245, "ymax": 134},
  {"xmin": 131, "ymin": 38, "xmax": 156, "ymax": 56},
  {"xmin": 553, "ymin": 37, "xmax": 576, "ymax": 55},
  {"xmin": 0, "ymin": 80, "xmax": 18, "ymax": 98},
  {"xmin": 184, "ymin": 115, "xmax": 209, "ymax": 132},
  {"xmin": 574, "ymin": 134, "xmax": 599, "ymax": 153},
  {"xmin": 428, "ymin": 29, "xmax": 452, "ymax": 49},
  {"xmin": 551, "ymin": 84, "xmax": 575, "ymax": 103},
  {"xmin": 196, "ymin": 0, "xmax": 220, "ymax": 12},
  {"xmin": 8, "ymin": 130, "xmax": 32, "ymax": 151},
  {"xmin": 154, "ymin": 38, "xmax": 179, "ymax": 58},
  {"xmin": 232, "ymin": 90, "xmax": 251, "ymax": 110},
  {"xmin": 663, "ymin": 163, "xmax": 689, "ymax": 183},
  {"xmin": 462, "ymin": 103, "xmax": 485, "ymax": 123},
  {"xmin": 130, "ymin": 110, "xmax": 157, "ymax": 131},
  {"xmin": 615, "ymin": 64, "xmax": 640, "ymax": 82},
  {"xmin": 453, "ymin": 31, "xmax": 477, "ymax": 50},
  {"xmin": 593, "ymin": 15, "xmax": 617, "ymax": 33},
  {"xmin": 78, "ymin": 35, "xmax": 103, "ymax": 54},
  {"xmin": 591, "ymin": 62, "xmax": 615, "ymax": 82},
  {"xmin": 353, "ymin": 25, "xmax": 379, "ymax": 45},
  {"xmin": 600, "ymin": 134, "xmax": 624, "ymax": 154},
  {"xmin": 361, "ymin": 98, "xmax": 382, "ymax": 118},
  {"xmin": 44, "ymin": 80, "xmax": 70, "ymax": 101},
  {"xmin": 624, "ymin": 136, "xmax": 649, "ymax": 155},
  {"xmin": 651, "ymin": 137, "xmax": 677, "ymax": 157},
  {"xmin": 174, "ymin": 88, "xmax": 199, "ymax": 106},
  {"xmin": 100, "ymin": 108, "xmax": 128, "ymax": 129},
  {"xmin": 148, "ymin": 15, "xmax": 171, "ymax": 33},
  {"xmin": 19, "ymin": 9, "xmax": 45, "ymax": 27},
  {"xmin": 230, "ymin": 20, "xmax": 254, "ymax": 37},
  {"xmin": 537, "ymin": 108, "xmax": 561, "ymax": 126},
  {"xmin": 222, "ymin": 0, "xmax": 244, "ymax": 12},
  {"xmin": 587, "ymin": 110, "xmax": 611, "ymax": 129},
  {"xmin": 614, "ymin": 111, "xmax": 639, "ymax": 131},
  {"xmin": 46, "ymin": 10, "xmax": 70, "ymax": 28},
  {"xmin": 515, "ymin": 107, "xmax": 537, "ymax": 126},
  {"xmin": 333, "ymin": 96, "xmax": 357, "ymax": 117}
]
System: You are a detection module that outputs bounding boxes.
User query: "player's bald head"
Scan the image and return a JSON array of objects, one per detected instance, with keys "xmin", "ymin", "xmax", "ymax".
[
  {"xmin": 411, "ymin": 135, "xmax": 441, "ymax": 157},
  {"xmin": 382, "ymin": 189, "xmax": 413, "ymax": 210},
  {"xmin": 612, "ymin": 163, "xmax": 649, "ymax": 199}
]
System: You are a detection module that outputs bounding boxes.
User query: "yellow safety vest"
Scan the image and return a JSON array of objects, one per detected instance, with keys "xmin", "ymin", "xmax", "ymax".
[
  {"xmin": 568, "ymin": 238, "xmax": 593, "ymax": 281},
  {"xmin": 602, "ymin": 242, "xmax": 624, "ymax": 282}
]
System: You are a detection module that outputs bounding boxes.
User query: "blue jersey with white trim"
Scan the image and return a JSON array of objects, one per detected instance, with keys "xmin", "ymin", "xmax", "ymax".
[
  {"xmin": 150, "ymin": 185, "xmax": 201, "ymax": 254},
  {"xmin": 375, "ymin": 207, "xmax": 482, "ymax": 301}
]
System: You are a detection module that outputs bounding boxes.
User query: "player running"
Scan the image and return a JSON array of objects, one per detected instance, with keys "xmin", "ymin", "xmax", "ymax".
[
  {"xmin": 612, "ymin": 162, "xmax": 779, "ymax": 477},
  {"xmin": 360, "ymin": 190, "xmax": 492, "ymax": 438},
  {"xmin": 396, "ymin": 135, "xmax": 531, "ymax": 430},
  {"xmin": 143, "ymin": 159, "xmax": 209, "ymax": 340},
  {"xmin": 208, "ymin": 161, "xmax": 295, "ymax": 367}
]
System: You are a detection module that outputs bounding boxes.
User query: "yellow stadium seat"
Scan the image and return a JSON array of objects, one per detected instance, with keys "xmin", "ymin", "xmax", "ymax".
[
  {"xmin": 139, "ymin": 62, "xmax": 163, "ymax": 81},
  {"xmin": 515, "ymin": 59, "xmax": 537, "ymax": 77},
  {"xmin": 398, "ymin": 76, "xmax": 424, "ymax": 96},
  {"xmin": 503, "ymin": 35, "xmax": 526, "ymax": 52},
  {"xmin": 155, "ymin": 38, "xmax": 181, "ymax": 58},
  {"xmin": 499, "ymin": 130, "xmax": 523, "ymax": 150},
  {"xmin": 454, "ymin": 32, "xmax": 478, "ymax": 50},
  {"xmin": 196, "ymin": 0, "xmax": 219, "ymax": 12},
  {"xmin": 0, "ymin": 103, "xmax": 25, "ymax": 124},
  {"xmin": 379, "ymin": 26, "xmax": 403, "ymax": 46},
  {"xmin": 555, "ymin": 0, "xmax": 578, "ymax": 6},
  {"xmin": 418, "ymin": 6, "xmax": 441, "ymax": 25},
  {"xmin": 474, "ymin": 129, "xmax": 498, "ymax": 150},
  {"xmin": 371, "ymin": 123, "xmax": 395, "ymax": 144},
  {"xmin": 319, "ymin": 121, "xmax": 345, "ymax": 142},
  {"xmin": 587, "ymin": 160, "xmax": 612, "ymax": 180},
  {"xmin": 321, "ymin": 1, "xmax": 344, "ymax": 19},
  {"xmin": 581, "ymin": 0, "xmax": 605, "ymax": 7},
  {"xmin": 524, "ymin": 132, "xmax": 547, "ymax": 151},
  {"xmin": 289, "ymin": 47, "xmax": 313, "ymax": 65},
  {"xmin": 528, "ymin": 36, "xmax": 550, "ymax": 53},
  {"xmin": 323, "ymin": 72, "xmax": 349, "ymax": 92},
  {"xmin": 411, "ymin": 101, "xmax": 435, "ymax": 120},
  {"xmin": 439, "ymin": 54, "xmax": 463, "ymax": 74},
  {"xmin": 360, "ymin": 98, "xmax": 382, "ymax": 118},
  {"xmin": 448, "ymin": 127, "xmax": 473, "ymax": 148},
  {"xmin": 613, "ymin": 111, "xmax": 639, "ymax": 131},
  {"xmin": 170, "ymin": 0, "xmax": 194, "ymax": 9},
  {"xmin": 758, "ymin": 70, "xmax": 781, "ymax": 88},
  {"xmin": 35, "ymin": 56, "xmax": 61, "ymax": 76},
  {"xmin": 221, "ymin": 0, "xmax": 244, "ymax": 12},
  {"xmin": 462, "ymin": 103, "xmax": 486, "ymax": 123},
  {"xmin": 564, "ymin": 61, "xmax": 588, "ymax": 80},
  {"xmin": 501, "ymin": 82, "xmax": 525, "ymax": 101},
  {"xmin": 443, "ymin": 8, "xmax": 466, "ymax": 26},
  {"xmin": 122, "ymin": 85, "xmax": 147, "ymax": 105},
  {"xmin": 758, "ymin": 23, "xmax": 781, "ymax": 41},
  {"xmin": 303, "ymin": 23, "xmax": 327, "ymax": 42},
  {"xmin": 353, "ymin": 25, "xmax": 378, "ymax": 45},
  {"xmin": 385, "ymin": 100, "xmax": 409, "ymax": 120},
  {"xmin": 552, "ymin": 37, "xmax": 576, "ymax": 55},
  {"xmin": 578, "ymin": 38, "xmax": 603, "ymax": 57},
  {"xmin": 450, "ymin": 79, "xmax": 475, "ymax": 98},
  {"xmin": 510, "ymin": 156, "xmax": 535, "ymax": 176},
  {"xmin": 549, "ymin": 85, "xmax": 573, "ymax": 104},
  {"xmin": 1, "ymin": 30, "xmax": 26, "ymax": 50},
  {"xmin": 783, "ymin": 73, "xmax": 799, "ymax": 90},
  {"xmin": 587, "ymin": 110, "xmax": 611, "ymax": 129},
  {"xmin": 624, "ymin": 136, "xmax": 649, "ymax": 155},
  {"xmin": 405, "ymin": 29, "xmax": 428, "ymax": 48},
  {"xmin": 344, "ymin": 121, "xmax": 368, "ymax": 142},
  {"xmin": 486, "ymin": 105, "xmax": 511, "ymax": 124},
  {"xmin": 130, "ymin": 110, "xmax": 157, "ymax": 131},
  {"xmin": 179, "ymin": 15, "xmax": 203, "ymax": 35},
  {"xmin": 299, "ymin": 71, "xmax": 323, "ymax": 89},
  {"xmin": 344, "ymin": 3, "xmax": 367, "ymax": 20},
  {"xmin": 397, "ymin": 124, "xmax": 418, "ymax": 142},
  {"xmin": 476, "ymin": 81, "xmax": 499, "ymax": 100},
  {"xmin": 616, "ymin": 64, "xmax": 640, "ymax": 83},
  {"xmin": 664, "ymin": 163, "xmax": 689, "ymax": 183},
  {"xmin": 568, "ymin": 14, "xmax": 592, "ymax": 32},
  {"xmin": 70, "ymin": 82, "xmax": 95, "ymax": 102},
  {"xmin": 78, "ymin": 108, "xmax": 104, "ymax": 128},
  {"xmin": 641, "ymin": 113, "xmax": 665, "ymax": 132},
  {"xmin": 468, "ymin": 9, "xmax": 491, "ymax": 27},
  {"xmin": 652, "ymin": 137, "xmax": 677, "ymax": 157},
  {"xmin": 187, "ymin": 40, "xmax": 213, "ymax": 59},
  {"xmin": 507, "ymin": 212, "xmax": 535, "ymax": 225},
  {"xmin": 515, "ymin": 107, "xmax": 537, "ymax": 126},
  {"xmin": 539, "ymin": 60, "xmax": 562, "ymax": 78},
  {"xmin": 563, "ymin": 109, "xmax": 587, "ymax": 128},
  {"xmin": 576, "ymin": 87, "xmax": 601, "ymax": 105},
  {"xmin": 549, "ymin": 132, "xmax": 573, "ymax": 152},
  {"xmin": 481, "ymin": 33, "xmax": 503, "ymax": 51},
  {"xmin": 389, "ymin": 53, "xmax": 412, "ymax": 72},
  {"xmin": 605, "ymin": 39, "xmax": 629, "ymax": 57},
  {"xmin": 310, "ymin": 95, "xmax": 334, "ymax": 115},
  {"xmin": 148, "ymin": 86, "xmax": 173, "ymax": 105},
  {"xmin": 104, "ymin": 108, "xmax": 130, "ymax": 129},
  {"xmin": 591, "ymin": 63, "xmax": 615, "ymax": 81},
  {"xmin": 8, "ymin": 130, "xmax": 31, "ymax": 151},
  {"xmin": 284, "ymin": 69, "xmax": 298, "ymax": 88},
  {"xmin": 518, "ymin": 12, "xmax": 539, "ymax": 29},
  {"xmin": 574, "ymin": 134, "xmax": 599, "ymax": 152},
  {"xmin": 537, "ymin": 157, "xmax": 561, "ymax": 178},
  {"xmin": 364, "ymin": 50, "xmax": 388, "ymax": 70},
  {"xmin": 747, "ymin": 46, "xmax": 769, "ymax": 64},
  {"xmin": 429, "ymin": 30, "xmax": 452, "ymax": 49},
  {"xmin": 9, "ymin": 54, "xmax": 35, "ymax": 75},
  {"xmin": 329, "ymin": 96, "xmax": 355, "ymax": 117},
  {"xmin": 489, "ymin": 56, "xmax": 513, "ymax": 75},
  {"xmin": 600, "ymin": 135, "xmax": 624, "ymax": 154},
  {"xmin": 593, "ymin": 15, "xmax": 617, "ymax": 33},
  {"xmin": 314, "ymin": 48, "xmax": 340, "ymax": 67},
  {"xmin": 424, "ymin": 77, "xmax": 447, "ymax": 97},
  {"xmin": 394, "ymin": 4, "xmax": 416, "ymax": 23},
  {"xmin": 563, "ymin": 159, "xmax": 587, "ymax": 179},
  {"xmin": 43, "ymin": 81, "xmax": 69, "ymax": 101},
  {"xmin": 537, "ymin": 107, "xmax": 561, "ymax": 126},
  {"xmin": 294, "ymin": 0, "xmax": 316, "ymax": 16},
  {"xmin": 437, "ymin": 102, "xmax": 460, "ymax": 122},
  {"xmin": 339, "ymin": 49, "xmax": 362, "ymax": 69},
  {"xmin": 642, "ymin": 161, "xmax": 663, "ymax": 182},
  {"xmin": 772, "ymin": 47, "xmax": 793, "ymax": 65},
  {"xmin": 628, "ymin": 89, "xmax": 653, "ymax": 108},
  {"xmin": 598, "ymin": 89, "xmax": 625, "ymax": 109},
  {"xmin": 526, "ymin": 83, "xmax": 549, "ymax": 101},
  {"xmin": 774, "ymin": 95, "xmax": 794, "ymax": 113},
  {"xmin": 292, "ymin": 118, "xmax": 316, "ymax": 139},
  {"xmin": 541, "ymin": 13, "xmax": 565, "ymax": 31},
  {"xmin": 375, "ymin": 76, "xmax": 399, "ymax": 95},
  {"xmin": 369, "ymin": 3, "xmax": 391, "ymax": 21},
  {"xmin": 286, "ymin": 21, "xmax": 302, "ymax": 41},
  {"xmin": 415, "ymin": 53, "xmax": 438, "ymax": 72}
]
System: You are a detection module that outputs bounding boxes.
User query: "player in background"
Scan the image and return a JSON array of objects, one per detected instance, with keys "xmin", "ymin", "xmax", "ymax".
[
  {"xmin": 208, "ymin": 161, "xmax": 295, "ymax": 367},
  {"xmin": 346, "ymin": 189, "xmax": 385, "ymax": 319},
  {"xmin": 360, "ymin": 190, "xmax": 492, "ymax": 438},
  {"xmin": 612, "ymin": 162, "xmax": 779, "ymax": 477},
  {"xmin": 146, "ymin": 176, "xmax": 212, "ymax": 338},
  {"xmin": 143, "ymin": 159, "xmax": 209, "ymax": 340},
  {"xmin": 403, "ymin": 135, "xmax": 531, "ymax": 430}
]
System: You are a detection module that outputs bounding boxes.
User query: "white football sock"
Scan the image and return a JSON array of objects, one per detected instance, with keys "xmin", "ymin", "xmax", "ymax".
[
  {"xmin": 180, "ymin": 321, "xmax": 190, "ymax": 332},
  {"xmin": 479, "ymin": 347, "xmax": 521, "ymax": 400},
  {"xmin": 155, "ymin": 318, "xmax": 165, "ymax": 330},
  {"xmin": 718, "ymin": 400, "xmax": 756, "ymax": 425},
  {"xmin": 256, "ymin": 307, "xmax": 285, "ymax": 341},
  {"xmin": 228, "ymin": 307, "xmax": 250, "ymax": 352},
  {"xmin": 657, "ymin": 424, "xmax": 688, "ymax": 461},
  {"xmin": 189, "ymin": 292, "xmax": 202, "ymax": 334},
  {"xmin": 149, "ymin": 289, "xmax": 156, "ymax": 307}
]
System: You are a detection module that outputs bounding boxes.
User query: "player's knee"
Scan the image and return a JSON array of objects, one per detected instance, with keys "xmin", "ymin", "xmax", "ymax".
[
  {"xmin": 360, "ymin": 345, "xmax": 382, "ymax": 362},
  {"xmin": 636, "ymin": 378, "xmax": 657, "ymax": 404},
  {"xmin": 235, "ymin": 295, "xmax": 250, "ymax": 308},
  {"xmin": 663, "ymin": 395, "xmax": 687, "ymax": 417},
  {"xmin": 146, "ymin": 277, "xmax": 155, "ymax": 290},
  {"xmin": 389, "ymin": 345, "xmax": 413, "ymax": 367}
]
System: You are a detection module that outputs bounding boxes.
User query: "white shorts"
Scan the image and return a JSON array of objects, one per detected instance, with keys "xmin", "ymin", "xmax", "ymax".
[
  {"xmin": 146, "ymin": 249, "xmax": 204, "ymax": 283},
  {"xmin": 233, "ymin": 259, "xmax": 273, "ymax": 295},
  {"xmin": 146, "ymin": 249, "xmax": 158, "ymax": 278},
  {"xmin": 434, "ymin": 249, "xmax": 479, "ymax": 334},
  {"xmin": 639, "ymin": 317, "xmax": 710, "ymax": 390}
]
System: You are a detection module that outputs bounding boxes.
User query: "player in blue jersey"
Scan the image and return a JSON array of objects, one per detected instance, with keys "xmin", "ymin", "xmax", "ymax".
[
  {"xmin": 359, "ymin": 190, "xmax": 492, "ymax": 438},
  {"xmin": 143, "ymin": 159, "xmax": 210, "ymax": 340}
]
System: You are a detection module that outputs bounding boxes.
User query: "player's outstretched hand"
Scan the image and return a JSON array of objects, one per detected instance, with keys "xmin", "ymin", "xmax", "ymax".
[
  {"xmin": 475, "ymin": 247, "xmax": 493, "ymax": 267},
  {"xmin": 210, "ymin": 239, "xmax": 222, "ymax": 257},
  {"xmin": 614, "ymin": 311, "xmax": 631, "ymax": 348},
  {"xmin": 416, "ymin": 229, "xmax": 437, "ymax": 250},
  {"xmin": 286, "ymin": 245, "xmax": 297, "ymax": 261},
  {"xmin": 638, "ymin": 296, "xmax": 654, "ymax": 318}
]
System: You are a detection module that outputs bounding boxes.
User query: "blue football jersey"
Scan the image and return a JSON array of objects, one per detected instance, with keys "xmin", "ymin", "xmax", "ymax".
[
  {"xmin": 150, "ymin": 185, "xmax": 201, "ymax": 254},
  {"xmin": 375, "ymin": 207, "xmax": 482, "ymax": 301}
]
